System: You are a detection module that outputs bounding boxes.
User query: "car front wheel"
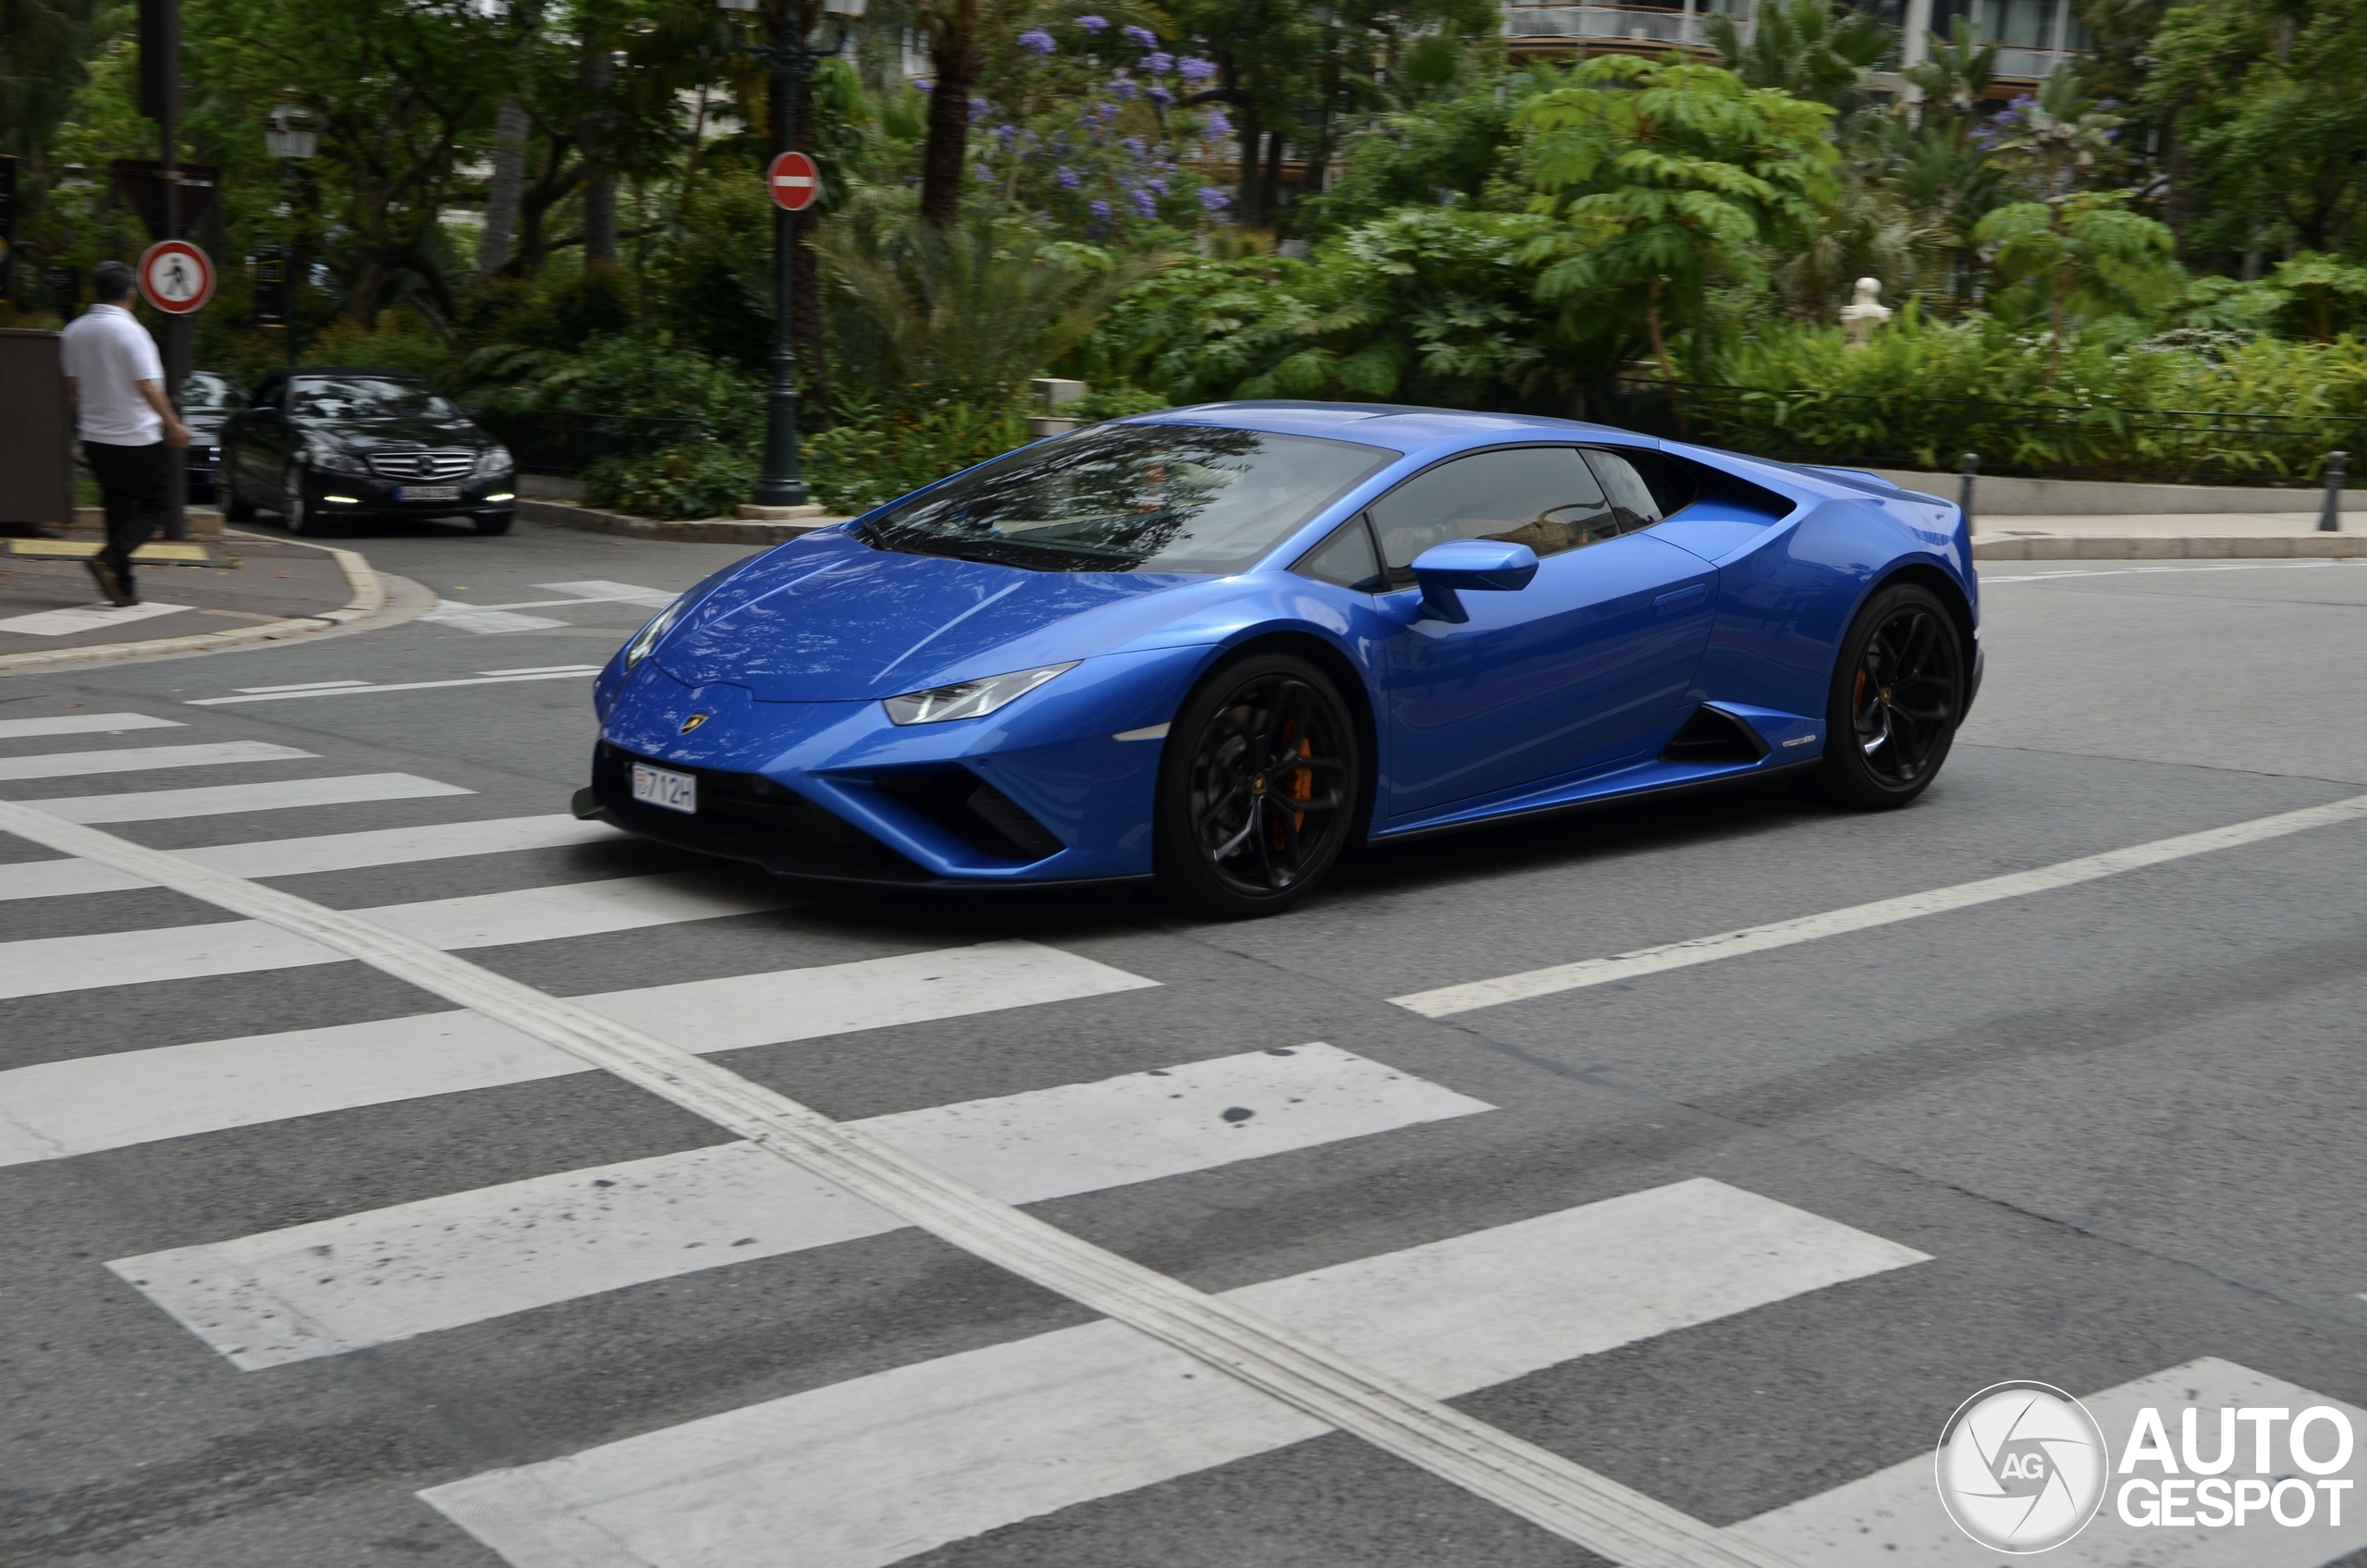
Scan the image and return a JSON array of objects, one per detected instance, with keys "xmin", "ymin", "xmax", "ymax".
[
  {"xmin": 280, "ymin": 464, "xmax": 313, "ymax": 535},
  {"xmin": 1154, "ymin": 652, "xmax": 1362, "ymax": 918},
  {"xmin": 1817, "ymin": 581, "xmax": 1965, "ymax": 809}
]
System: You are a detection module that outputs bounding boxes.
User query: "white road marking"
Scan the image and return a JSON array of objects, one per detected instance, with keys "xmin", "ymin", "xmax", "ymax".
[
  {"xmin": 18, "ymin": 772, "xmax": 472, "ymax": 824},
  {"xmin": 0, "ymin": 942, "xmax": 1159, "ymax": 1167},
  {"xmin": 422, "ymin": 1179, "xmax": 1920, "ymax": 1568},
  {"xmin": 116, "ymin": 1044, "xmax": 1490, "ymax": 1368},
  {"xmin": 421, "ymin": 600, "xmax": 568, "ymax": 634},
  {"xmin": 533, "ymin": 580, "xmax": 679, "ymax": 608},
  {"xmin": 1732, "ymin": 1358, "xmax": 2367, "ymax": 1565},
  {"xmin": 189, "ymin": 669, "xmax": 600, "ymax": 705},
  {"xmin": 0, "ymin": 601, "xmax": 191, "ymax": 636},
  {"xmin": 1982, "ymin": 559, "xmax": 2349, "ymax": 584},
  {"xmin": 476, "ymin": 665, "xmax": 601, "ymax": 676},
  {"xmin": 0, "ymin": 802, "xmax": 1813, "ymax": 1568},
  {"xmin": 0, "ymin": 871, "xmax": 806, "ymax": 999},
  {"xmin": 0, "ymin": 740, "xmax": 313, "ymax": 783},
  {"xmin": 0, "ymin": 713, "xmax": 181, "ymax": 740},
  {"xmin": 233, "ymin": 679, "xmax": 370, "ymax": 693},
  {"xmin": 1393, "ymin": 793, "xmax": 2367, "ymax": 1017},
  {"xmin": 0, "ymin": 815, "xmax": 620, "ymax": 901}
]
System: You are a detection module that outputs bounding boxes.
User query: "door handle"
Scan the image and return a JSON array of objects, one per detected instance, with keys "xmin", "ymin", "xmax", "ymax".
[{"xmin": 1654, "ymin": 583, "xmax": 1709, "ymax": 613}]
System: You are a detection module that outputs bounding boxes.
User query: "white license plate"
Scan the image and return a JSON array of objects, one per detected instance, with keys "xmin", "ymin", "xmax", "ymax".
[
  {"xmin": 397, "ymin": 484, "xmax": 461, "ymax": 502},
  {"xmin": 631, "ymin": 764, "xmax": 697, "ymax": 815}
]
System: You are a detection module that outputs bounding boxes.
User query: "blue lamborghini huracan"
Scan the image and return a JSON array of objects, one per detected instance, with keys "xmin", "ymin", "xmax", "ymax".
[{"xmin": 575, "ymin": 402, "xmax": 1980, "ymax": 915}]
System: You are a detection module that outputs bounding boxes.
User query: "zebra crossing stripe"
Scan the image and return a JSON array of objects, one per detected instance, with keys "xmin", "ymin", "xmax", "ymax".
[
  {"xmin": 112, "ymin": 1044, "xmax": 1491, "ymax": 1368},
  {"xmin": 0, "ymin": 815, "xmax": 620, "ymax": 901},
  {"xmin": 1392, "ymin": 793, "xmax": 2367, "ymax": 1017},
  {"xmin": 421, "ymin": 1178, "xmax": 1923, "ymax": 1568},
  {"xmin": 0, "ymin": 740, "xmax": 313, "ymax": 782},
  {"xmin": 1730, "ymin": 1358, "xmax": 2367, "ymax": 1565},
  {"xmin": 0, "ymin": 800, "xmax": 1813, "ymax": 1568},
  {"xmin": 0, "ymin": 871, "xmax": 807, "ymax": 998},
  {"xmin": 18, "ymin": 772, "xmax": 470, "ymax": 824},
  {"xmin": 0, "ymin": 942, "xmax": 1158, "ymax": 1167},
  {"xmin": 0, "ymin": 713, "xmax": 182, "ymax": 741}
]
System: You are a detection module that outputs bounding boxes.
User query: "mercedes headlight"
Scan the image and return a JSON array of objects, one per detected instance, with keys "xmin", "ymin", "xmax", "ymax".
[
  {"xmin": 310, "ymin": 445, "xmax": 369, "ymax": 476},
  {"xmin": 883, "ymin": 663, "xmax": 1078, "ymax": 726},
  {"xmin": 477, "ymin": 445, "xmax": 513, "ymax": 474}
]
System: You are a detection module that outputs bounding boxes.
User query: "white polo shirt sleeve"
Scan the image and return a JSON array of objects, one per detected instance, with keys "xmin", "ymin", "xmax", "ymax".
[{"xmin": 60, "ymin": 305, "xmax": 166, "ymax": 446}]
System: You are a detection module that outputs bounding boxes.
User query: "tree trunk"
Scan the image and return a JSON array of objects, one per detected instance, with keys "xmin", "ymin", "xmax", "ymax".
[
  {"xmin": 580, "ymin": 40, "xmax": 617, "ymax": 263},
  {"xmin": 480, "ymin": 98, "xmax": 529, "ymax": 276},
  {"xmin": 920, "ymin": 0, "xmax": 978, "ymax": 227},
  {"xmin": 1646, "ymin": 278, "xmax": 1687, "ymax": 438},
  {"xmin": 1235, "ymin": 102, "xmax": 1263, "ymax": 225},
  {"xmin": 1262, "ymin": 128, "xmax": 1286, "ymax": 227},
  {"xmin": 792, "ymin": 55, "xmax": 827, "ymax": 409}
]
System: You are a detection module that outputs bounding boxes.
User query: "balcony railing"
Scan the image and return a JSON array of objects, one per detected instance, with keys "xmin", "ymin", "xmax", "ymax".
[{"xmin": 1502, "ymin": 3, "xmax": 1723, "ymax": 46}]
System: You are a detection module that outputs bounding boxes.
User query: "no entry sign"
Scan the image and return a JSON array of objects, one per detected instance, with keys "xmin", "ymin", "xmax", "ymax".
[
  {"xmin": 767, "ymin": 151, "xmax": 820, "ymax": 213},
  {"xmin": 137, "ymin": 239, "xmax": 215, "ymax": 313}
]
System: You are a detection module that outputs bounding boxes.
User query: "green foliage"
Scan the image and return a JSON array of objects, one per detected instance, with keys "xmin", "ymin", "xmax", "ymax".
[
  {"xmin": 803, "ymin": 400, "xmax": 1033, "ymax": 514},
  {"xmin": 1707, "ymin": 0, "xmax": 1893, "ymax": 105},
  {"xmin": 463, "ymin": 332, "xmax": 762, "ymax": 447},
  {"xmin": 1972, "ymin": 190, "xmax": 2182, "ymax": 371},
  {"xmin": 1306, "ymin": 70, "xmax": 1543, "ymax": 235},
  {"xmin": 583, "ymin": 444, "xmax": 756, "ymax": 521}
]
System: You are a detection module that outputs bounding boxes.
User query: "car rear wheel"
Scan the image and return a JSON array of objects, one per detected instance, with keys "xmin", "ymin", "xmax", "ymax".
[
  {"xmin": 222, "ymin": 457, "xmax": 255, "ymax": 521},
  {"xmin": 1155, "ymin": 653, "xmax": 1361, "ymax": 918},
  {"xmin": 1817, "ymin": 582, "xmax": 1965, "ymax": 809}
]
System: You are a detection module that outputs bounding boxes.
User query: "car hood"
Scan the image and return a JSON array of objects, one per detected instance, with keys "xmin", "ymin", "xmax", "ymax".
[
  {"xmin": 655, "ymin": 533, "xmax": 1201, "ymax": 701},
  {"xmin": 296, "ymin": 416, "xmax": 486, "ymax": 450}
]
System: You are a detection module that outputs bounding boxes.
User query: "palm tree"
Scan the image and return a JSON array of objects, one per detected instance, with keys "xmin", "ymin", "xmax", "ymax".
[{"xmin": 1707, "ymin": 0, "xmax": 1893, "ymax": 107}]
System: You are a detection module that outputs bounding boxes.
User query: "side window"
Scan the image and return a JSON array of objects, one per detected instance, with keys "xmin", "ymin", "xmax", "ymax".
[
  {"xmin": 1583, "ymin": 448, "xmax": 1667, "ymax": 534},
  {"xmin": 1291, "ymin": 516, "xmax": 1387, "ymax": 592},
  {"xmin": 1367, "ymin": 447, "xmax": 1613, "ymax": 587}
]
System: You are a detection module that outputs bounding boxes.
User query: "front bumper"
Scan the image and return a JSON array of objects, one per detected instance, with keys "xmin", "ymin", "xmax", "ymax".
[
  {"xmin": 300, "ymin": 466, "xmax": 516, "ymax": 517},
  {"xmin": 583, "ymin": 645, "xmax": 1212, "ymax": 887}
]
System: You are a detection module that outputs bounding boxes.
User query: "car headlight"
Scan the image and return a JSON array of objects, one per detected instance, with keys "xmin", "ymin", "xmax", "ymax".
[
  {"xmin": 310, "ymin": 446, "xmax": 369, "ymax": 476},
  {"xmin": 477, "ymin": 445, "xmax": 513, "ymax": 475},
  {"xmin": 882, "ymin": 663, "xmax": 1079, "ymax": 726},
  {"xmin": 622, "ymin": 593, "xmax": 698, "ymax": 672}
]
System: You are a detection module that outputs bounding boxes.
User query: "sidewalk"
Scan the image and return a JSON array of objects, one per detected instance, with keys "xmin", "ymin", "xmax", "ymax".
[
  {"xmin": 0, "ymin": 512, "xmax": 391, "ymax": 674},
  {"xmin": 1970, "ymin": 513, "xmax": 2366, "ymax": 560}
]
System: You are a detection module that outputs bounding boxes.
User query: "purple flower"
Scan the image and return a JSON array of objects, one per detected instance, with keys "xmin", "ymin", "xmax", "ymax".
[
  {"xmin": 1075, "ymin": 13, "xmax": 1108, "ymax": 30},
  {"xmin": 1089, "ymin": 198, "xmax": 1112, "ymax": 220},
  {"xmin": 1095, "ymin": 103, "xmax": 1116, "ymax": 120},
  {"xmin": 1132, "ymin": 188, "xmax": 1158, "ymax": 218},
  {"xmin": 914, "ymin": 78, "xmax": 932, "ymax": 92},
  {"xmin": 1140, "ymin": 51, "xmax": 1173, "ymax": 73},
  {"xmin": 1057, "ymin": 165, "xmax": 1080, "ymax": 189},
  {"xmin": 1196, "ymin": 186, "xmax": 1231, "ymax": 213},
  {"xmin": 1122, "ymin": 24, "xmax": 1158, "ymax": 47},
  {"xmin": 1177, "ymin": 55, "xmax": 1216, "ymax": 82},
  {"xmin": 1203, "ymin": 108, "xmax": 1231, "ymax": 138},
  {"xmin": 1149, "ymin": 84, "xmax": 1174, "ymax": 105},
  {"xmin": 1122, "ymin": 136, "xmax": 1147, "ymax": 158},
  {"xmin": 1111, "ymin": 76, "xmax": 1137, "ymax": 99},
  {"xmin": 970, "ymin": 96, "xmax": 990, "ymax": 116},
  {"xmin": 995, "ymin": 122, "xmax": 1017, "ymax": 145},
  {"xmin": 1146, "ymin": 177, "xmax": 1168, "ymax": 194},
  {"xmin": 1993, "ymin": 109, "xmax": 2019, "ymax": 125},
  {"xmin": 1017, "ymin": 28, "xmax": 1056, "ymax": 54}
]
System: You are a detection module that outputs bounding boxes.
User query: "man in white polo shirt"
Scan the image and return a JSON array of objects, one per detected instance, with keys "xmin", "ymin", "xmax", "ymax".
[{"xmin": 60, "ymin": 260, "xmax": 190, "ymax": 606}]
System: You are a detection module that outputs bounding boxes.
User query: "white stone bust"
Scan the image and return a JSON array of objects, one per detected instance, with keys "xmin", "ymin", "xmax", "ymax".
[{"xmin": 1839, "ymin": 276, "xmax": 1891, "ymax": 349}]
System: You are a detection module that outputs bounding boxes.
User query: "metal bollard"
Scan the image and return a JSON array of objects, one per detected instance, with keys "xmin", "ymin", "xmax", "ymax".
[
  {"xmin": 1958, "ymin": 452, "xmax": 1980, "ymax": 534},
  {"xmin": 2320, "ymin": 450, "xmax": 2347, "ymax": 533}
]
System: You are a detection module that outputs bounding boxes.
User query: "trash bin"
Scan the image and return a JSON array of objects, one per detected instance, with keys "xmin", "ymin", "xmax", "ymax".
[{"xmin": 0, "ymin": 329, "xmax": 73, "ymax": 533}]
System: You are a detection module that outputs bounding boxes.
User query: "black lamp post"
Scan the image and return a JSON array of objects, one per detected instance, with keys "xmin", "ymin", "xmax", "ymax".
[
  {"xmin": 264, "ymin": 104, "xmax": 317, "ymax": 369},
  {"xmin": 717, "ymin": 0, "xmax": 864, "ymax": 510}
]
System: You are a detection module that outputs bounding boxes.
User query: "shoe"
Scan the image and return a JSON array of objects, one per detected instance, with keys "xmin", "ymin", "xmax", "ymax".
[{"xmin": 85, "ymin": 558, "xmax": 136, "ymax": 607}]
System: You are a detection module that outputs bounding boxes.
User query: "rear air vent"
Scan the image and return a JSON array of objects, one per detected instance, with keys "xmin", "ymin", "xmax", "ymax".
[
  {"xmin": 1660, "ymin": 704, "xmax": 1769, "ymax": 766},
  {"xmin": 873, "ymin": 770, "xmax": 1065, "ymax": 862}
]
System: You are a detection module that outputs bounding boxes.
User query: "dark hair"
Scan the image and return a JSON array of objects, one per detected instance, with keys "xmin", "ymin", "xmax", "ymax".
[{"xmin": 92, "ymin": 260, "xmax": 137, "ymax": 303}]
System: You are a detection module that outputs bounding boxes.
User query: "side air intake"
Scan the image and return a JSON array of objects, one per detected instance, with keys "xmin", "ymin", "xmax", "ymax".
[
  {"xmin": 873, "ymin": 770, "xmax": 1066, "ymax": 862},
  {"xmin": 1660, "ymin": 704, "xmax": 1770, "ymax": 766}
]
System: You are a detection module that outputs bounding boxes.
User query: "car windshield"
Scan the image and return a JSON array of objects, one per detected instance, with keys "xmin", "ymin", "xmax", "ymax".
[
  {"xmin": 862, "ymin": 423, "xmax": 1394, "ymax": 574},
  {"xmin": 288, "ymin": 377, "xmax": 458, "ymax": 422},
  {"xmin": 180, "ymin": 374, "xmax": 242, "ymax": 412}
]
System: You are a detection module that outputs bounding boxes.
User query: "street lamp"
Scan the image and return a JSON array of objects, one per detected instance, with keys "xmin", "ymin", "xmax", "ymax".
[
  {"xmin": 717, "ymin": 0, "xmax": 864, "ymax": 511},
  {"xmin": 263, "ymin": 104, "xmax": 317, "ymax": 369}
]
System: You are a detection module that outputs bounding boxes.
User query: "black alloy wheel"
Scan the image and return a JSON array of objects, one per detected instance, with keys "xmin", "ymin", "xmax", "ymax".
[
  {"xmin": 1156, "ymin": 653, "xmax": 1362, "ymax": 917},
  {"xmin": 1818, "ymin": 582, "xmax": 1965, "ymax": 809}
]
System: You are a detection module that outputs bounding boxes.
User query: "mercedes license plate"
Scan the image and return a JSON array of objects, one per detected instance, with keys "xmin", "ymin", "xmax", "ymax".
[
  {"xmin": 397, "ymin": 484, "xmax": 461, "ymax": 502},
  {"xmin": 631, "ymin": 763, "xmax": 697, "ymax": 815}
]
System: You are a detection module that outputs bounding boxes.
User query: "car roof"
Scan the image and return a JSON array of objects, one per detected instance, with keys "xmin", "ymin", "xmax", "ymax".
[
  {"xmin": 257, "ymin": 366, "xmax": 428, "ymax": 387},
  {"xmin": 1116, "ymin": 400, "xmax": 1650, "ymax": 457}
]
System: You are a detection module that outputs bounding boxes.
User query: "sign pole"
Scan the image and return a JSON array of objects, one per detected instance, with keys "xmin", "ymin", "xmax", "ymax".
[{"xmin": 141, "ymin": 0, "xmax": 190, "ymax": 536}]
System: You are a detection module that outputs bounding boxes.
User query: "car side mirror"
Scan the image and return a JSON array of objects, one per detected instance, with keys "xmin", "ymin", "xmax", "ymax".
[{"xmin": 1409, "ymin": 539, "xmax": 1539, "ymax": 624}]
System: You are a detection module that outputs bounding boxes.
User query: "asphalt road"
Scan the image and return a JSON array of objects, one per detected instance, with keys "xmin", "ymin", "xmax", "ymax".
[{"xmin": 5, "ymin": 521, "xmax": 2366, "ymax": 1568}]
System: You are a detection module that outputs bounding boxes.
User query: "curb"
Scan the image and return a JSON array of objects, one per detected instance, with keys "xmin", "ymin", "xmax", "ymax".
[
  {"xmin": 0, "ymin": 533, "xmax": 423, "ymax": 677},
  {"xmin": 1972, "ymin": 533, "xmax": 2367, "ymax": 561},
  {"xmin": 518, "ymin": 497, "xmax": 849, "ymax": 547}
]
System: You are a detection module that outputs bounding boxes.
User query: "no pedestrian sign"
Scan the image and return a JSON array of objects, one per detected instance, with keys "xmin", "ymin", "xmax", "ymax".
[
  {"xmin": 767, "ymin": 152, "xmax": 819, "ymax": 213},
  {"xmin": 138, "ymin": 239, "xmax": 215, "ymax": 314}
]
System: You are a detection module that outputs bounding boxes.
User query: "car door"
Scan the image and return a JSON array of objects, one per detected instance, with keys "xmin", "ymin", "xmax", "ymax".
[{"xmin": 1371, "ymin": 444, "xmax": 1718, "ymax": 817}]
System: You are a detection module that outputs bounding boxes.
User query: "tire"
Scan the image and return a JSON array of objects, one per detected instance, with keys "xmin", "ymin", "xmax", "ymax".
[
  {"xmin": 222, "ymin": 459, "xmax": 255, "ymax": 522},
  {"xmin": 1817, "ymin": 581, "xmax": 1966, "ymax": 810},
  {"xmin": 473, "ymin": 513, "xmax": 514, "ymax": 536},
  {"xmin": 1154, "ymin": 653, "xmax": 1362, "ymax": 918},
  {"xmin": 281, "ymin": 464, "xmax": 311, "ymax": 535}
]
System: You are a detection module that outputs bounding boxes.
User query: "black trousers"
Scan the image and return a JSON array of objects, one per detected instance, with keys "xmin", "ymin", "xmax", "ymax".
[{"xmin": 83, "ymin": 440, "xmax": 175, "ymax": 594}]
